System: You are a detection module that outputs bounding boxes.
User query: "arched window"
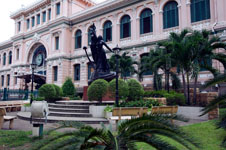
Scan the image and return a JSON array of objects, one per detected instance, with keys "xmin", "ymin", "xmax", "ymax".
[
  {"xmin": 163, "ymin": 1, "xmax": 179, "ymax": 29},
  {"xmin": 120, "ymin": 15, "xmax": 131, "ymax": 39},
  {"xmin": 3, "ymin": 53, "xmax": 6, "ymax": 66},
  {"xmin": 88, "ymin": 27, "xmax": 92, "ymax": 45},
  {"xmin": 140, "ymin": 9, "xmax": 153, "ymax": 34},
  {"xmin": 9, "ymin": 51, "xmax": 12, "ymax": 65},
  {"xmin": 191, "ymin": 0, "xmax": 210, "ymax": 23},
  {"xmin": 140, "ymin": 53, "xmax": 153, "ymax": 75},
  {"xmin": 103, "ymin": 21, "xmax": 112, "ymax": 42},
  {"xmin": 74, "ymin": 64, "xmax": 80, "ymax": 81},
  {"xmin": 75, "ymin": 30, "xmax": 82, "ymax": 49}
]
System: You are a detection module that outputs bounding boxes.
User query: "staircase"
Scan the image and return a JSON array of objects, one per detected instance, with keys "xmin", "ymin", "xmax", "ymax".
[{"xmin": 18, "ymin": 101, "xmax": 114, "ymax": 124}]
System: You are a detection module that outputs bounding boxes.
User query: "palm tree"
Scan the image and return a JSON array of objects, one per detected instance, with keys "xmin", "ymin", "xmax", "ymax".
[
  {"xmin": 109, "ymin": 52, "xmax": 137, "ymax": 80},
  {"xmin": 201, "ymin": 73, "xmax": 226, "ymax": 147},
  {"xmin": 188, "ymin": 30, "xmax": 226, "ymax": 104},
  {"xmin": 32, "ymin": 115, "xmax": 199, "ymax": 150}
]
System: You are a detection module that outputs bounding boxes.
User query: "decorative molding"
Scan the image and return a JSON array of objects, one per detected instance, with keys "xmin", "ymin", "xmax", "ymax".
[{"xmin": 32, "ymin": 33, "xmax": 41, "ymax": 42}]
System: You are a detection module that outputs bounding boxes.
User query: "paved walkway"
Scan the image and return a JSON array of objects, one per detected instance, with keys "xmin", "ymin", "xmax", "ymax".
[{"xmin": 1, "ymin": 112, "xmax": 207, "ymax": 132}]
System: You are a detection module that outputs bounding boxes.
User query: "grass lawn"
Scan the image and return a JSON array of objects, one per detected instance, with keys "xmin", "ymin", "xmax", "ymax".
[
  {"xmin": 137, "ymin": 120, "xmax": 226, "ymax": 150},
  {"xmin": 0, "ymin": 120, "xmax": 225, "ymax": 150}
]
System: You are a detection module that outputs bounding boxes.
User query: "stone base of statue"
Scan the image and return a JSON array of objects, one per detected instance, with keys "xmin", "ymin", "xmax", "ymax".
[{"xmin": 88, "ymin": 71, "xmax": 116, "ymax": 85}]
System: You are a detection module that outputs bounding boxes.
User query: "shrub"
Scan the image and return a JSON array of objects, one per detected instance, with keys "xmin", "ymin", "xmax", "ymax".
[
  {"xmin": 164, "ymin": 92, "xmax": 186, "ymax": 106},
  {"xmin": 62, "ymin": 77, "xmax": 76, "ymax": 97},
  {"xmin": 143, "ymin": 90, "xmax": 168, "ymax": 98},
  {"xmin": 127, "ymin": 79, "xmax": 144, "ymax": 101},
  {"xmin": 34, "ymin": 97, "xmax": 45, "ymax": 101},
  {"xmin": 39, "ymin": 84, "xmax": 56, "ymax": 102},
  {"xmin": 52, "ymin": 84, "xmax": 63, "ymax": 99},
  {"xmin": 88, "ymin": 79, "xmax": 108, "ymax": 103},
  {"xmin": 104, "ymin": 105, "xmax": 113, "ymax": 112},
  {"xmin": 108, "ymin": 79, "xmax": 129, "ymax": 100},
  {"xmin": 118, "ymin": 99, "xmax": 160, "ymax": 108}
]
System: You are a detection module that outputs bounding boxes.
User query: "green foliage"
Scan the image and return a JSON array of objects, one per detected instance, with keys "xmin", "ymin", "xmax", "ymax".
[
  {"xmin": 153, "ymin": 72, "xmax": 163, "ymax": 91},
  {"xmin": 39, "ymin": 84, "xmax": 56, "ymax": 102},
  {"xmin": 52, "ymin": 84, "xmax": 63, "ymax": 99},
  {"xmin": 23, "ymin": 103, "xmax": 31, "ymax": 107},
  {"xmin": 108, "ymin": 78, "xmax": 129, "ymax": 100},
  {"xmin": 118, "ymin": 99, "xmax": 160, "ymax": 108},
  {"xmin": 164, "ymin": 92, "xmax": 186, "ymax": 106},
  {"xmin": 34, "ymin": 97, "xmax": 45, "ymax": 101},
  {"xmin": 62, "ymin": 77, "xmax": 76, "ymax": 97},
  {"xmin": 127, "ymin": 79, "xmax": 144, "ymax": 101},
  {"xmin": 70, "ymin": 96, "xmax": 82, "ymax": 100},
  {"xmin": 144, "ymin": 90, "xmax": 186, "ymax": 106},
  {"xmin": 104, "ymin": 105, "xmax": 113, "ymax": 112},
  {"xmin": 88, "ymin": 79, "xmax": 108, "ymax": 102},
  {"xmin": 144, "ymin": 90, "xmax": 168, "ymax": 98},
  {"xmin": 32, "ymin": 115, "xmax": 199, "ymax": 150}
]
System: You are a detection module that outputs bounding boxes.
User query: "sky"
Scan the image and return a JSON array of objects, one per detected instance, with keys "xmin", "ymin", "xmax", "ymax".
[{"xmin": 0, "ymin": 0, "xmax": 105, "ymax": 43}]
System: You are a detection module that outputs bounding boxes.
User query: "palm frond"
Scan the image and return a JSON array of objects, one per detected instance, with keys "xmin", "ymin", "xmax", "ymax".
[{"xmin": 202, "ymin": 73, "xmax": 226, "ymax": 89}]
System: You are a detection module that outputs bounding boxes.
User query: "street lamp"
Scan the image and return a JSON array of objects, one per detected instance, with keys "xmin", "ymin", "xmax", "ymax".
[
  {"xmin": 113, "ymin": 45, "xmax": 121, "ymax": 107},
  {"xmin": 30, "ymin": 63, "xmax": 37, "ymax": 104}
]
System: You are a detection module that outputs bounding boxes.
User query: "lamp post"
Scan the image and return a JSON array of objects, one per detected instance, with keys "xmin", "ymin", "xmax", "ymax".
[
  {"xmin": 30, "ymin": 63, "xmax": 37, "ymax": 104},
  {"xmin": 113, "ymin": 45, "xmax": 121, "ymax": 107}
]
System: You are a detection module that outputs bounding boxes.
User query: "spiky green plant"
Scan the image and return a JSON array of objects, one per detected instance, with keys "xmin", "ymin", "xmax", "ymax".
[{"xmin": 32, "ymin": 115, "xmax": 199, "ymax": 150}]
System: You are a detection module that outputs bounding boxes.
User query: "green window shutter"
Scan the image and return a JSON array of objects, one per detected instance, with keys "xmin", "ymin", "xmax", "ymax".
[
  {"xmin": 54, "ymin": 67, "xmax": 58, "ymax": 81},
  {"xmin": 48, "ymin": 9, "xmax": 51, "ymax": 20},
  {"xmin": 3, "ymin": 53, "xmax": 6, "ymax": 66},
  {"xmin": 37, "ymin": 14, "xmax": 40, "ymax": 25},
  {"xmin": 191, "ymin": 0, "xmax": 210, "ymax": 23},
  {"xmin": 103, "ymin": 27, "xmax": 107, "ymax": 42},
  {"xmin": 7, "ymin": 75, "xmax": 10, "ymax": 86},
  {"xmin": 27, "ymin": 19, "xmax": 30, "ymax": 29},
  {"xmin": 55, "ymin": 37, "xmax": 59, "ymax": 50},
  {"xmin": 2, "ymin": 76, "xmax": 4, "ymax": 87},
  {"xmin": 9, "ymin": 52, "xmax": 12, "ymax": 64},
  {"xmin": 88, "ymin": 64, "xmax": 92, "ymax": 80},
  {"xmin": 120, "ymin": 23, "xmax": 123, "ymax": 39},
  {"xmin": 43, "ymin": 12, "xmax": 46, "ymax": 22},
  {"xmin": 56, "ymin": 3, "xmax": 60, "ymax": 15},
  {"xmin": 163, "ymin": 1, "xmax": 178, "ymax": 29},
  {"xmin": 74, "ymin": 65, "xmax": 80, "ymax": 81}
]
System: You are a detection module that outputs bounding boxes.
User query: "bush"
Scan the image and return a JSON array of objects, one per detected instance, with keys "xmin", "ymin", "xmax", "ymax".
[
  {"xmin": 144, "ymin": 90, "xmax": 168, "ymax": 98},
  {"xmin": 164, "ymin": 92, "xmax": 186, "ymax": 106},
  {"xmin": 62, "ymin": 77, "xmax": 76, "ymax": 97},
  {"xmin": 118, "ymin": 99, "xmax": 160, "ymax": 108},
  {"xmin": 108, "ymin": 79, "xmax": 129, "ymax": 100},
  {"xmin": 39, "ymin": 84, "xmax": 56, "ymax": 102},
  {"xmin": 52, "ymin": 84, "xmax": 63, "ymax": 99},
  {"xmin": 88, "ymin": 79, "xmax": 108, "ymax": 103},
  {"xmin": 127, "ymin": 79, "xmax": 144, "ymax": 101},
  {"xmin": 104, "ymin": 105, "xmax": 113, "ymax": 112}
]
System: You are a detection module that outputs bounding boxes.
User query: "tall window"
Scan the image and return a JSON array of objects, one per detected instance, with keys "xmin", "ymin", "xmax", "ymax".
[
  {"xmin": 88, "ymin": 27, "xmax": 92, "ymax": 45},
  {"xmin": 140, "ymin": 54, "xmax": 153, "ymax": 75},
  {"xmin": 56, "ymin": 3, "xmax": 61, "ymax": 15},
  {"xmin": 103, "ymin": 21, "xmax": 112, "ymax": 42},
  {"xmin": 53, "ymin": 66, "xmax": 58, "ymax": 81},
  {"xmin": 37, "ymin": 14, "xmax": 40, "ymax": 25},
  {"xmin": 42, "ymin": 11, "xmax": 46, "ymax": 23},
  {"xmin": 1, "ymin": 75, "xmax": 4, "ymax": 87},
  {"xmin": 27, "ymin": 19, "xmax": 30, "ymax": 29},
  {"xmin": 140, "ymin": 9, "xmax": 153, "ymax": 34},
  {"xmin": 9, "ymin": 51, "xmax": 12, "ymax": 65},
  {"xmin": 48, "ymin": 9, "xmax": 51, "ymax": 20},
  {"xmin": 75, "ymin": 30, "xmax": 82, "ymax": 49},
  {"xmin": 32, "ymin": 17, "xmax": 35, "ymax": 27},
  {"xmin": 74, "ymin": 64, "xmax": 80, "ymax": 81},
  {"xmin": 14, "ymin": 73, "xmax": 17, "ymax": 85},
  {"xmin": 163, "ymin": 1, "xmax": 179, "ymax": 29},
  {"xmin": 55, "ymin": 36, "xmax": 59, "ymax": 50},
  {"xmin": 3, "ymin": 53, "xmax": 6, "ymax": 66},
  {"xmin": 18, "ymin": 22, "xmax": 21, "ymax": 32},
  {"xmin": 191, "ymin": 0, "xmax": 210, "ymax": 23},
  {"xmin": 17, "ymin": 49, "xmax": 19, "ymax": 60},
  {"xmin": 120, "ymin": 15, "xmax": 131, "ymax": 39},
  {"xmin": 7, "ymin": 75, "xmax": 10, "ymax": 86},
  {"xmin": 88, "ymin": 63, "xmax": 94, "ymax": 80}
]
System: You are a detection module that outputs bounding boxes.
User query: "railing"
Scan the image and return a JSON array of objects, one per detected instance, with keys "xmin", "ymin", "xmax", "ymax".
[{"xmin": 0, "ymin": 88, "xmax": 38, "ymax": 101}]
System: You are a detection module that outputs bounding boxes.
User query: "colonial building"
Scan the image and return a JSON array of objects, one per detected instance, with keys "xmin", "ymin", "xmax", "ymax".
[{"xmin": 0, "ymin": 0, "xmax": 225, "ymax": 91}]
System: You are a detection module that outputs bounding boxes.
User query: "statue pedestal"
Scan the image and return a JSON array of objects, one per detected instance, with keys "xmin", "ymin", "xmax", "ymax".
[{"xmin": 83, "ymin": 86, "xmax": 115, "ymax": 101}]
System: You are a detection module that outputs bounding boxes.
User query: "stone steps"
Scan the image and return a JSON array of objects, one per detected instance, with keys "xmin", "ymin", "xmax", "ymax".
[
  {"xmin": 48, "ymin": 111, "xmax": 92, "ymax": 117},
  {"xmin": 49, "ymin": 107, "xmax": 89, "ymax": 113},
  {"xmin": 48, "ymin": 103, "xmax": 89, "ymax": 109},
  {"xmin": 17, "ymin": 112, "xmax": 108, "ymax": 124}
]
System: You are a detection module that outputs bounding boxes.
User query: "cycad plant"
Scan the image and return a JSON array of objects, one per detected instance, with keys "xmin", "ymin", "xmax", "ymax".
[
  {"xmin": 32, "ymin": 115, "xmax": 199, "ymax": 150},
  {"xmin": 201, "ymin": 73, "xmax": 226, "ymax": 147}
]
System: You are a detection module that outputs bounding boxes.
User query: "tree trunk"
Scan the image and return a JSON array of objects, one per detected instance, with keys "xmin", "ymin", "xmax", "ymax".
[
  {"xmin": 193, "ymin": 75, "xmax": 198, "ymax": 105},
  {"xmin": 186, "ymin": 73, "xmax": 190, "ymax": 105},
  {"xmin": 182, "ymin": 70, "xmax": 187, "ymax": 101}
]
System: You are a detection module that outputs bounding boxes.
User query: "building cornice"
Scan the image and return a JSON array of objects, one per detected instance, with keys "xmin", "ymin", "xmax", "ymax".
[{"xmin": 0, "ymin": 40, "xmax": 13, "ymax": 51}]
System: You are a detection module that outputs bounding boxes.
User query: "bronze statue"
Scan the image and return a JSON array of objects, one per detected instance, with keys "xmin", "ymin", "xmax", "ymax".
[{"xmin": 83, "ymin": 24, "xmax": 115, "ymax": 84}]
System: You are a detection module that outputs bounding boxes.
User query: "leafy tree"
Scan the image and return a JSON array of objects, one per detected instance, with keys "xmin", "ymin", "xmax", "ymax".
[
  {"xmin": 52, "ymin": 84, "xmax": 63, "ymax": 99},
  {"xmin": 127, "ymin": 79, "xmax": 144, "ymax": 101},
  {"xmin": 39, "ymin": 84, "xmax": 56, "ymax": 102},
  {"xmin": 87, "ymin": 79, "xmax": 108, "ymax": 103},
  {"xmin": 32, "ymin": 115, "xmax": 199, "ymax": 150},
  {"xmin": 108, "ymin": 79, "xmax": 129, "ymax": 100},
  {"xmin": 109, "ymin": 52, "xmax": 137, "ymax": 80},
  {"xmin": 62, "ymin": 77, "xmax": 76, "ymax": 97}
]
